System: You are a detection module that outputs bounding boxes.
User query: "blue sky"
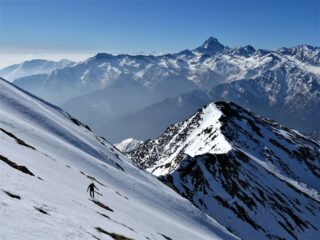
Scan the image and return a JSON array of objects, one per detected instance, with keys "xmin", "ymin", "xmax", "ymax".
[{"xmin": 0, "ymin": 0, "xmax": 319, "ymax": 67}]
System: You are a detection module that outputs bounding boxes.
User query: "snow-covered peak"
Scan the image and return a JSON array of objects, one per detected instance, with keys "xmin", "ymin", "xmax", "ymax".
[
  {"xmin": 129, "ymin": 102, "xmax": 233, "ymax": 176},
  {"xmin": 183, "ymin": 103, "xmax": 232, "ymax": 157},
  {"xmin": 176, "ymin": 49, "xmax": 195, "ymax": 58},
  {"xmin": 230, "ymin": 45, "xmax": 256, "ymax": 57},
  {"xmin": 115, "ymin": 138, "xmax": 143, "ymax": 153},
  {"xmin": 58, "ymin": 58, "xmax": 74, "ymax": 65},
  {"xmin": 129, "ymin": 101, "xmax": 320, "ymax": 240}
]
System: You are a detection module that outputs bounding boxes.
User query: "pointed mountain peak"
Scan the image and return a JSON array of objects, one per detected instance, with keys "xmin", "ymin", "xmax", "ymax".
[
  {"xmin": 194, "ymin": 37, "xmax": 226, "ymax": 55},
  {"xmin": 203, "ymin": 36, "xmax": 222, "ymax": 46}
]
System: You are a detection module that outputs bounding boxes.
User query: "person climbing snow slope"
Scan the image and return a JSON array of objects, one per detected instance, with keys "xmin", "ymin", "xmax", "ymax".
[{"xmin": 87, "ymin": 182, "xmax": 99, "ymax": 198}]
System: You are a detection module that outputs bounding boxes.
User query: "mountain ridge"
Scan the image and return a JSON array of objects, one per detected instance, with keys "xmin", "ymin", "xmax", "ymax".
[{"xmin": 128, "ymin": 101, "xmax": 320, "ymax": 240}]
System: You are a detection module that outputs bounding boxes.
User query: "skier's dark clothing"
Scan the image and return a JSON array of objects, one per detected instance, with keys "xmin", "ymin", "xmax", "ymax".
[{"xmin": 87, "ymin": 183, "xmax": 98, "ymax": 198}]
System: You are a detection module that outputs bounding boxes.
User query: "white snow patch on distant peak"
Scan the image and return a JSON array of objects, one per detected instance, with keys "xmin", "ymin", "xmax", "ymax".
[{"xmin": 115, "ymin": 138, "xmax": 143, "ymax": 153}]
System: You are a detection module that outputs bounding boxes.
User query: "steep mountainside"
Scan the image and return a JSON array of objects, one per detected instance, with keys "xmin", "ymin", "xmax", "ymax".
[
  {"xmin": 4, "ymin": 37, "xmax": 320, "ymax": 140},
  {"xmin": 0, "ymin": 78, "xmax": 238, "ymax": 240},
  {"xmin": 129, "ymin": 102, "xmax": 320, "ymax": 240}
]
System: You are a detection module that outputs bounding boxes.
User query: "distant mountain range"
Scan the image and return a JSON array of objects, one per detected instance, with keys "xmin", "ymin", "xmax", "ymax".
[
  {"xmin": 1, "ymin": 37, "xmax": 319, "ymax": 142},
  {"xmin": 127, "ymin": 101, "xmax": 320, "ymax": 240},
  {"xmin": 0, "ymin": 59, "xmax": 75, "ymax": 82}
]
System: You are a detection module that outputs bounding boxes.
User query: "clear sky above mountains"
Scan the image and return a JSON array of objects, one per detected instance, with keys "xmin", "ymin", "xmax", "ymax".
[{"xmin": 0, "ymin": 0, "xmax": 319, "ymax": 68}]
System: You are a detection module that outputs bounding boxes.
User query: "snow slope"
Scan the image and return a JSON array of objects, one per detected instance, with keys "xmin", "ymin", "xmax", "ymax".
[
  {"xmin": 0, "ymin": 78, "xmax": 238, "ymax": 240},
  {"xmin": 129, "ymin": 102, "xmax": 320, "ymax": 240}
]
